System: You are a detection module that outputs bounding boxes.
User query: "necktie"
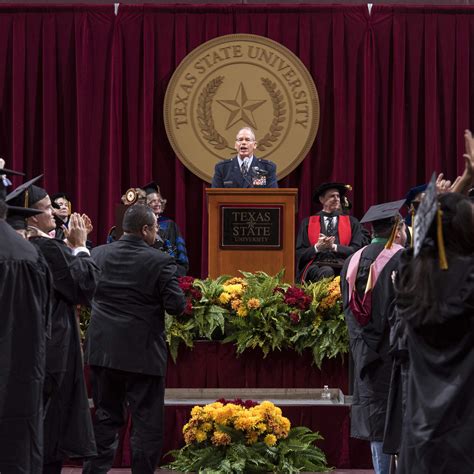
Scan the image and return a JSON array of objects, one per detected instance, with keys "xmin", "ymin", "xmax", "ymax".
[
  {"xmin": 241, "ymin": 160, "xmax": 249, "ymax": 176},
  {"xmin": 326, "ymin": 216, "xmax": 336, "ymax": 236}
]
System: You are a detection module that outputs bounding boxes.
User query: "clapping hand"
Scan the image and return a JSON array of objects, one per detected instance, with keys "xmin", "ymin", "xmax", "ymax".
[
  {"xmin": 65, "ymin": 213, "xmax": 87, "ymax": 249},
  {"xmin": 82, "ymin": 213, "xmax": 93, "ymax": 235}
]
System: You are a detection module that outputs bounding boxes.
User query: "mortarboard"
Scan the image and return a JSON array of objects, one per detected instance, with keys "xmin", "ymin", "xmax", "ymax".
[
  {"xmin": 6, "ymin": 176, "xmax": 46, "ymax": 208},
  {"xmin": 361, "ymin": 199, "xmax": 406, "ymax": 249},
  {"xmin": 6, "ymin": 207, "xmax": 44, "ymax": 230},
  {"xmin": 0, "ymin": 158, "xmax": 25, "ymax": 201},
  {"xmin": 412, "ymin": 172, "xmax": 448, "ymax": 270},
  {"xmin": 142, "ymin": 181, "xmax": 161, "ymax": 195},
  {"xmin": 312, "ymin": 182, "xmax": 351, "ymax": 203},
  {"xmin": 360, "ymin": 199, "xmax": 406, "ymax": 224},
  {"xmin": 405, "ymin": 184, "xmax": 427, "ymax": 208}
]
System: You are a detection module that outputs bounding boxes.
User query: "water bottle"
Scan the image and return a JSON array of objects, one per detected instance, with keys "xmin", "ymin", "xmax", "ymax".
[{"xmin": 321, "ymin": 385, "xmax": 331, "ymax": 400}]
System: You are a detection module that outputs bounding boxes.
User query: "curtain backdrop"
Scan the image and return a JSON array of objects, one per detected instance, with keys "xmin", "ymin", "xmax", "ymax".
[{"xmin": 1, "ymin": 4, "xmax": 473, "ymax": 276}]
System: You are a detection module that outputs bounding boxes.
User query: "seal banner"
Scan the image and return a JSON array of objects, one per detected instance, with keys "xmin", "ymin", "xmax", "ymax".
[{"xmin": 164, "ymin": 34, "xmax": 320, "ymax": 183}]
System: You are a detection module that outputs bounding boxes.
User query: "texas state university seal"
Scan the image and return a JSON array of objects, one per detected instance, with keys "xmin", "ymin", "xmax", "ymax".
[{"xmin": 164, "ymin": 34, "xmax": 320, "ymax": 183}]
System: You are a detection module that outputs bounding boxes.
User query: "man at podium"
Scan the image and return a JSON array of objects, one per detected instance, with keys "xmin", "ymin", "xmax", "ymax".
[{"xmin": 211, "ymin": 127, "xmax": 278, "ymax": 188}]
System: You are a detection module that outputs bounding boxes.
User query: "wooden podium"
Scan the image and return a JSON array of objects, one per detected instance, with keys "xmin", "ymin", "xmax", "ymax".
[{"xmin": 206, "ymin": 188, "xmax": 298, "ymax": 283}]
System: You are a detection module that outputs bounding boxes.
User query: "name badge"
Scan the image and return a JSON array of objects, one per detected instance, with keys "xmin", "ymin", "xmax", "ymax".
[{"xmin": 252, "ymin": 176, "xmax": 266, "ymax": 186}]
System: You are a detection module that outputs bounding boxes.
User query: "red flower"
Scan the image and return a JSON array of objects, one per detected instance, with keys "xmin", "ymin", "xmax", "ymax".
[
  {"xmin": 179, "ymin": 276, "xmax": 195, "ymax": 293},
  {"xmin": 183, "ymin": 299, "xmax": 193, "ymax": 316},
  {"xmin": 216, "ymin": 398, "xmax": 258, "ymax": 408},
  {"xmin": 289, "ymin": 311, "xmax": 301, "ymax": 324},
  {"xmin": 283, "ymin": 286, "xmax": 312, "ymax": 311}
]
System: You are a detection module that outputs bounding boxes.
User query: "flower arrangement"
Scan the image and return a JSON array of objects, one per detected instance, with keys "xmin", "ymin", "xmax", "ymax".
[
  {"xmin": 80, "ymin": 270, "xmax": 349, "ymax": 368},
  {"xmin": 165, "ymin": 271, "xmax": 349, "ymax": 367},
  {"xmin": 166, "ymin": 400, "xmax": 330, "ymax": 473}
]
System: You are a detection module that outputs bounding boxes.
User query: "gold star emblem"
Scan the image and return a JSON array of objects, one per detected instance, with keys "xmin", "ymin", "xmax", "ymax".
[{"xmin": 217, "ymin": 83, "xmax": 266, "ymax": 130}]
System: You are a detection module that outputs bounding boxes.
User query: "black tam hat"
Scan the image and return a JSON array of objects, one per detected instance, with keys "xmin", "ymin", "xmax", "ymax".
[
  {"xmin": 142, "ymin": 181, "xmax": 161, "ymax": 195},
  {"xmin": 312, "ymin": 182, "xmax": 351, "ymax": 203}
]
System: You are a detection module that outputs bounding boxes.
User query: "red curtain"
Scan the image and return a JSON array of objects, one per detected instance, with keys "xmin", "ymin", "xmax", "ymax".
[{"xmin": 1, "ymin": 5, "xmax": 473, "ymax": 276}]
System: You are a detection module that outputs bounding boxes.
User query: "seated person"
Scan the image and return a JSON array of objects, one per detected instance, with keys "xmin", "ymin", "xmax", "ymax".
[
  {"xmin": 296, "ymin": 182, "xmax": 364, "ymax": 282},
  {"xmin": 51, "ymin": 192, "xmax": 71, "ymax": 240},
  {"xmin": 143, "ymin": 182, "xmax": 189, "ymax": 276},
  {"xmin": 211, "ymin": 127, "xmax": 278, "ymax": 188}
]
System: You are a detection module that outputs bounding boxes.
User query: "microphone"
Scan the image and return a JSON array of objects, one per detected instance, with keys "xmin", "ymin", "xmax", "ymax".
[{"xmin": 251, "ymin": 166, "xmax": 268, "ymax": 176}]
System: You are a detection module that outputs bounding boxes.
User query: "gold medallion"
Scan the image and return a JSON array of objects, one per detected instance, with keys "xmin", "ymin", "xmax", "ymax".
[{"xmin": 164, "ymin": 34, "xmax": 320, "ymax": 183}]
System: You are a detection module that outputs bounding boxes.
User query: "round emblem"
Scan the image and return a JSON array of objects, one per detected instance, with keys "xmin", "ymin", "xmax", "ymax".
[
  {"xmin": 164, "ymin": 34, "xmax": 320, "ymax": 183},
  {"xmin": 125, "ymin": 189, "xmax": 137, "ymax": 204}
]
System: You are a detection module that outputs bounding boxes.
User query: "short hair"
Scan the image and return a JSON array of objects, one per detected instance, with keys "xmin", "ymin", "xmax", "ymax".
[
  {"xmin": 122, "ymin": 204, "xmax": 156, "ymax": 233},
  {"xmin": 0, "ymin": 200, "xmax": 6, "ymax": 220},
  {"xmin": 372, "ymin": 215, "xmax": 404, "ymax": 238},
  {"xmin": 236, "ymin": 127, "xmax": 256, "ymax": 141}
]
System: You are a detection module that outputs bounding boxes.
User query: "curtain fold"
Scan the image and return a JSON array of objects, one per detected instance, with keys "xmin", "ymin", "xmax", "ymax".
[{"xmin": 1, "ymin": 4, "xmax": 473, "ymax": 276}]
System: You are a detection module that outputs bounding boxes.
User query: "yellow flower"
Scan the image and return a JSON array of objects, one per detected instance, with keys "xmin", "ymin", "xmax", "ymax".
[
  {"xmin": 184, "ymin": 428, "xmax": 196, "ymax": 444},
  {"xmin": 195, "ymin": 430, "xmax": 207, "ymax": 443},
  {"xmin": 219, "ymin": 292, "xmax": 232, "ymax": 304},
  {"xmin": 264, "ymin": 434, "xmax": 277, "ymax": 446},
  {"xmin": 224, "ymin": 277, "xmax": 247, "ymax": 287},
  {"xmin": 191, "ymin": 405, "xmax": 203, "ymax": 416},
  {"xmin": 222, "ymin": 283, "xmax": 244, "ymax": 296},
  {"xmin": 202, "ymin": 422, "xmax": 213, "ymax": 432},
  {"xmin": 246, "ymin": 431, "xmax": 259, "ymax": 445},
  {"xmin": 247, "ymin": 298, "xmax": 261, "ymax": 309},
  {"xmin": 182, "ymin": 423, "xmax": 190, "ymax": 434},
  {"xmin": 231, "ymin": 299, "xmax": 242, "ymax": 311},
  {"xmin": 237, "ymin": 306, "xmax": 248, "ymax": 318},
  {"xmin": 211, "ymin": 431, "xmax": 231, "ymax": 446},
  {"xmin": 256, "ymin": 422, "xmax": 267, "ymax": 433}
]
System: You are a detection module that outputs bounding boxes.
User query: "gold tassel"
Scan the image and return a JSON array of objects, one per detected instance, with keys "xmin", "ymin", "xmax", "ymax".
[
  {"xmin": 67, "ymin": 200, "xmax": 72, "ymax": 215},
  {"xmin": 437, "ymin": 207, "xmax": 448, "ymax": 270},
  {"xmin": 385, "ymin": 216, "xmax": 400, "ymax": 249},
  {"xmin": 24, "ymin": 189, "xmax": 29, "ymax": 208},
  {"xmin": 410, "ymin": 208, "xmax": 415, "ymax": 248}
]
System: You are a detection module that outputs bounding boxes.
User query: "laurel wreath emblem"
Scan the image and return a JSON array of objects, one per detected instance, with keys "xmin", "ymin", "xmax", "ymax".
[
  {"xmin": 198, "ymin": 76, "xmax": 286, "ymax": 152},
  {"xmin": 197, "ymin": 76, "xmax": 230, "ymax": 151},
  {"xmin": 257, "ymin": 78, "xmax": 286, "ymax": 151}
]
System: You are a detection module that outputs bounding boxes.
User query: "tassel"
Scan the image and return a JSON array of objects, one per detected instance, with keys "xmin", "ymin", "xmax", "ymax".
[
  {"xmin": 437, "ymin": 207, "xmax": 448, "ymax": 270},
  {"xmin": 385, "ymin": 216, "xmax": 399, "ymax": 249},
  {"xmin": 24, "ymin": 189, "xmax": 29, "ymax": 208}
]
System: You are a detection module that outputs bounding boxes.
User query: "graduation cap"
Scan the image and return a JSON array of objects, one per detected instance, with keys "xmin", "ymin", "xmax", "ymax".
[
  {"xmin": 312, "ymin": 182, "xmax": 351, "ymax": 203},
  {"xmin": 6, "ymin": 207, "xmax": 44, "ymax": 231},
  {"xmin": 360, "ymin": 199, "xmax": 406, "ymax": 249},
  {"xmin": 142, "ymin": 181, "xmax": 161, "ymax": 195},
  {"xmin": 405, "ymin": 184, "xmax": 427, "ymax": 208},
  {"xmin": 0, "ymin": 158, "xmax": 25, "ymax": 201},
  {"xmin": 412, "ymin": 172, "xmax": 447, "ymax": 269},
  {"xmin": 5, "ymin": 175, "xmax": 46, "ymax": 208}
]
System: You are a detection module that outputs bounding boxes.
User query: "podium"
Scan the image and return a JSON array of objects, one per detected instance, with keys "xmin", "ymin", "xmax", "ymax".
[{"xmin": 206, "ymin": 188, "xmax": 298, "ymax": 283}]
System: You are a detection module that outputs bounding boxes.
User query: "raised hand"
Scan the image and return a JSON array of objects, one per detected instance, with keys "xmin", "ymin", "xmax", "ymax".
[
  {"xmin": 65, "ymin": 213, "xmax": 87, "ymax": 248},
  {"xmin": 82, "ymin": 213, "xmax": 93, "ymax": 235}
]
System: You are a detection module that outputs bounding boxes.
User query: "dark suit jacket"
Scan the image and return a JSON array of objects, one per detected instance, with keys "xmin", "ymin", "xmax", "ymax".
[
  {"xmin": 85, "ymin": 234, "xmax": 186, "ymax": 377},
  {"xmin": 211, "ymin": 156, "xmax": 278, "ymax": 188}
]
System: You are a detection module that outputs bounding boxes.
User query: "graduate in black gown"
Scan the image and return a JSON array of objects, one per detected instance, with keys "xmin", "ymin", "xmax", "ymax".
[
  {"xmin": 340, "ymin": 200, "xmax": 407, "ymax": 474},
  {"xmin": 7, "ymin": 181, "xmax": 100, "ymax": 473},
  {"xmin": 0, "ymin": 166, "xmax": 52, "ymax": 473},
  {"xmin": 394, "ymin": 192, "xmax": 474, "ymax": 474}
]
